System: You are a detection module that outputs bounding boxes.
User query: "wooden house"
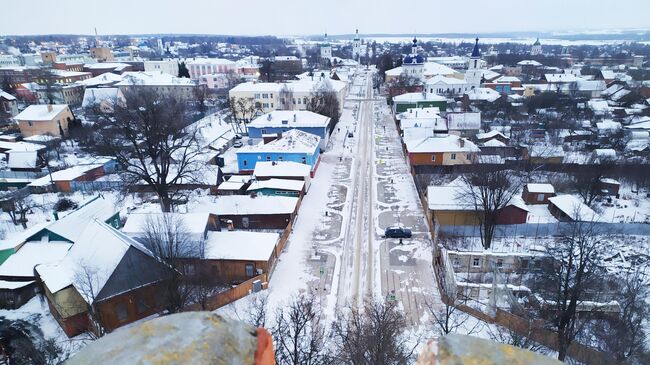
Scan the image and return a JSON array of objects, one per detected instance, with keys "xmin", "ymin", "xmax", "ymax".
[
  {"xmin": 522, "ymin": 183, "xmax": 556, "ymax": 204},
  {"xmin": 36, "ymin": 220, "xmax": 168, "ymax": 337},
  {"xmin": 548, "ymin": 195, "xmax": 599, "ymax": 222},
  {"xmin": 213, "ymin": 195, "xmax": 300, "ymax": 230}
]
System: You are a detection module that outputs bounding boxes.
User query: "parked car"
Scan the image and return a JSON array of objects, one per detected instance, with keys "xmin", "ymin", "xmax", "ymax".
[
  {"xmin": 348, "ymin": 132, "xmax": 354, "ymax": 138},
  {"xmin": 384, "ymin": 227, "xmax": 412, "ymax": 238},
  {"xmin": 233, "ymin": 140, "xmax": 243, "ymax": 148},
  {"xmin": 234, "ymin": 134, "xmax": 243, "ymax": 140}
]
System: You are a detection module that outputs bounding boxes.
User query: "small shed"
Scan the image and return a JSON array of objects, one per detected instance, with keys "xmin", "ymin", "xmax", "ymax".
[
  {"xmin": 495, "ymin": 197, "xmax": 529, "ymax": 225},
  {"xmin": 598, "ymin": 178, "xmax": 621, "ymax": 196},
  {"xmin": 522, "ymin": 183, "xmax": 556, "ymax": 204},
  {"xmin": 548, "ymin": 195, "xmax": 599, "ymax": 222}
]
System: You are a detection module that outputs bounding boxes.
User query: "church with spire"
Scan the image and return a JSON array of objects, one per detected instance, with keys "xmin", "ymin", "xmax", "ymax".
[
  {"xmin": 320, "ymin": 33, "xmax": 332, "ymax": 63},
  {"xmin": 352, "ymin": 29, "xmax": 361, "ymax": 61},
  {"xmin": 402, "ymin": 37, "xmax": 425, "ymax": 80},
  {"xmin": 531, "ymin": 38, "xmax": 542, "ymax": 56},
  {"xmin": 464, "ymin": 37, "xmax": 484, "ymax": 90}
]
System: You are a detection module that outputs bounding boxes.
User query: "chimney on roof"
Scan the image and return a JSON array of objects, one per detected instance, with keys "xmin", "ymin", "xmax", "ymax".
[
  {"xmin": 293, "ymin": 113, "xmax": 296, "ymax": 123},
  {"xmin": 47, "ymin": 104, "xmax": 53, "ymax": 112},
  {"xmin": 459, "ymin": 138, "xmax": 465, "ymax": 148},
  {"xmin": 267, "ymin": 113, "xmax": 272, "ymax": 121}
]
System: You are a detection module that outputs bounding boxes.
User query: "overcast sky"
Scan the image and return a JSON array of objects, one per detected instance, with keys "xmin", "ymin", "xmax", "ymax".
[{"xmin": 1, "ymin": 0, "xmax": 649, "ymax": 36}]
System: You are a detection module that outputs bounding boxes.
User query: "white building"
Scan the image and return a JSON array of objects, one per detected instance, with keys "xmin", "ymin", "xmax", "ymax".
[
  {"xmin": 320, "ymin": 33, "xmax": 332, "ymax": 62},
  {"xmin": 426, "ymin": 75, "xmax": 470, "ymax": 96},
  {"xmin": 144, "ymin": 59, "xmax": 179, "ymax": 76},
  {"xmin": 352, "ymin": 29, "xmax": 361, "ymax": 60},
  {"xmin": 186, "ymin": 58, "xmax": 236, "ymax": 80},
  {"xmin": 464, "ymin": 38, "xmax": 484, "ymax": 90},
  {"xmin": 402, "ymin": 37, "xmax": 425, "ymax": 80}
]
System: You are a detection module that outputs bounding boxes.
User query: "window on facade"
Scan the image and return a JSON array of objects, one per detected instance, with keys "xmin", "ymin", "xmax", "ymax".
[
  {"xmin": 136, "ymin": 298, "xmax": 148, "ymax": 314},
  {"xmin": 115, "ymin": 302, "xmax": 128, "ymax": 322},
  {"xmin": 303, "ymin": 97, "xmax": 307, "ymax": 104},
  {"xmin": 536, "ymin": 193, "xmax": 544, "ymax": 202},
  {"xmin": 450, "ymin": 153, "xmax": 456, "ymax": 160},
  {"xmin": 266, "ymin": 156, "xmax": 271, "ymax": 161},
  {"xmin": 278, "ymin": 156, "xmax": 283, "ymax": 161},
  {"xmin": 184, "ymin": 264, "xmax": 196, "ymax": 275},
  {"xmin": 431, "ymin": 155, "xmax": 436, "ymax": 162},
  {"xmin": 245, "ymin": 263, "xmax": 254, "ymax": 277},
  {"xmin": 243, "ymin": 160, "xmax": 248, "ymax": 166},
  {"xmin": 242, "ymin": 217, "xmax": 250, "ymax": 228},
  {"xmin": 472, "ymin": 258, "xmax": 480, "ymax": 267},
  {"xmin": 452, "ymin": 258, "xmax": 460, "ymax": 267},
  {"xmin": 496, "ymin": 259, "xmax": 503, "ymax": 268},
  {"xmin": 467, "ymin": 154, "xmax": 471, "ymax": 160},
  {"xmin": 301, "ymin": 157, "xmax": 306, "ymax": 164}
]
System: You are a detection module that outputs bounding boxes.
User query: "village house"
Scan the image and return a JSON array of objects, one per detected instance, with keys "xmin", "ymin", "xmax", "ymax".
[
  {"xmin": 446, "ymin": 112, "xmax": 481, "ymax": 138},
  {"xmin": 392, "ymin": 92, "xmax": 447, "ymax": 114},
  {"xmin": 27, "ymin": 159, "xmax": 117, "ymax": 193},
  {"xmin": 215, "ymin": 175, "xmax": 252, "ymax": 195},
  {"xmin": 406, "ymin": 134, "xmax": 479, "ymax": 167},
  {"xmin": 188, "ymin": 231, "xmax": 281, "ymax": 284},
  {"xmin": 253, "ymin": 161, "xmax": 312, "ymax": 191},
  {"xmin": 247, "ymin": 111, "xmax": 331, "ymax": 150},
  {"xmin": 0, "ymin": 90, "xmax": 18, "ymax": 118},
  {"xmin": 236, "ymin": 129, "xmax": 321, "ymax": 175},
  {"xmin": 212, "ymin": 195, "xmax": 300, "ymax": 230},
  {"xmin": 36, "ymin": 220, "xmax": 168, "ymax": 337},
  {"xmin": 548, "ymin": 195, "xmax": 600, "ymax": 222},
  {"xmin": 246, "ymin": 178, "xmax": 305, "ymax": 197},
  {"xmin": 14, "ymin": 104, "xmax": 74, "ymax": 138},
  {"xmin": 121, "ymin": 212, "xmax": 219, "ymax": 243},
  {"xmin": 522, "ymin": 183, "xmax": 556, "ymax": 204}
]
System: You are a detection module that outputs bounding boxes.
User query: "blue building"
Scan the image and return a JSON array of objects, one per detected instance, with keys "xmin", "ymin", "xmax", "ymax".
[
  {"xmin": 246, "ymin": 110, "xmax": 330, "ymax": 150},
  {"xmin": 236, "ymin": 129, "xmax": 321, "ymax": 174}
]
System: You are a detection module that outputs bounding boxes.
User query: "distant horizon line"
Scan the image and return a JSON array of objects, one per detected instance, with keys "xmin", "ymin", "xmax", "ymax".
[{"xmin": 2, "ymin": 27, "xmax": 649, "ymax": 39}]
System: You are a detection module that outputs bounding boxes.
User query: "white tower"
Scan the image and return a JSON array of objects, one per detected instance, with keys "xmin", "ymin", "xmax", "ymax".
[
  {"xmin": 464, "ymin": 37, "xmax": 484, "ymax": 90},
  {"xmin": 531, "ymin": 38, "xmax": 542, "ymax": 56},
  {"xmin": 352, "ymin": 29, "xmax": 361, "ymax": 60},
  {"xmin": 402, "ymin": 37, "xmax": 424, "ymax": 80},
  {"xmin": 320, "ymin": 33, "xmax": 332, "ymax": 62}
]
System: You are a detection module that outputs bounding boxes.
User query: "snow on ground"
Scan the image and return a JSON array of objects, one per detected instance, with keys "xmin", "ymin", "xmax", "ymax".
[{"xmin": 0, "ymin": 296, "xmax": 91, "ymax": 360}]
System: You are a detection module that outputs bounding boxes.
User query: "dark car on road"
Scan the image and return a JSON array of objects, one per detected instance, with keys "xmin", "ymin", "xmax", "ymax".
[{"xmin": 384, "ymin": 227, "xmax": 412, "ymax": 238}]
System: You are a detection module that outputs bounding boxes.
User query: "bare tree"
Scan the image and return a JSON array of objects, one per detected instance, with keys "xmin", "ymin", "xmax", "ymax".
[
  {"xmin": 487, "ymin": 323, "xmax": 547, "ymax": 355},
  {"xmin": 330, "ymin": 300, "xmax": 416, "ymax": 365},
  {"xmin": 243, "ymin": 292, "xmax": 269, "ymax": 329},
  {"xmin": 272, "ymin": 294, "xmax": 329, "ymax": 365},
  {"xmin": 192, "ymin": 84, "xmax": 210, "ymax": 114},
  {"xmin": 306, "ymin": 81, "xmax": 340, "ymax": 129},
  {"xmin": 459, "ymin": 169, "xmax": 520, "ymax": 249},
  {"xmin": 533, "ymin": 219, "xmax": 607, "ymax": 361},
  {"xmin": 140, "ymin": 214, "xmax": 204, "ymax": 313},
  {"xmin": 72, "ymin": 262, "xmax": 106, "ymax": 338},
  {"xmin": 3, "ymin": 195, "xmax": 39, "ymax": 229},
  {"xmin": 94, "ymin": 88, "xmax": 203, "ymax": 212},
  {"xmin": 229, "ymin": 96, "xmax": 260, "ymax": 126},
  {"xmin": 425, "ymin": 300, "xmax": 479, "ymax": 337},
  {"xmin": 279, "ymin": 84, "xmax": 294, "ymax": 110},
  {"xmin": 571, "ymin": 161, "xmax": 615, "ymax": 207},
  {"xmin": 593, "ymin": 269, "xmax": 649, "ymax": 364},
  {"xmin": 36, "ymin": 67, "xmax": 59, "ymax": 105}
]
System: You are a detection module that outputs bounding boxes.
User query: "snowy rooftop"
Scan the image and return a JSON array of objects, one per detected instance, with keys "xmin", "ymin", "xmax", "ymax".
[
  {"xmin": 230, "ymin": 78, "xmax": 345, "ymax": 94},
  {"xmin": 482, "ymin": 139, "xmax": 506, "ymax": 147},
  {"xmin": 475, "ymin": 130, "xmax": 507, "ymax": 140},
  {"xmin": 36, "ymin": 195, "xmax": 118, "ymax": 243},
  {"xmin": 0, "ymin": 141, "xmax": 46, "ymax": 153},
  {"xmin": 397, "ymin": 107, "xmax": 441, "ymax": 120},
  {"xmin": 28, "ymin": 163, "xmax": 104, "ymax": 186},
  {"xmin": 385, "ymin": 62, "xmax": 459, "ymax": 77},
  {"xmin": 77, "ymin": 72, "xmax": 123, "ymax": 86},
  {"xmin": 253, "ymin": 161, "xmax": 311, "ymax": 177},
  {"xmin": 237, "ymin": 129, "xmax": 320, "ymax": 154},
  {"xmin": 115, "ymin": 71, "xmax": 194, "ymax": 86},
  {"xmin": 249, "ymin": 110, "xmax": 330, "ymax": 129},
  {"xmin": 122, "ymin": 213, "xmax": 212, "ymax": 237},
  {"xmin": 0, "ymin": 242, "xmax": 71, "ymax": 278},
  {"xmin": 517, "ymin": 60, "xmax": 543, "ymax": 66},
  {"xmin": 84, "ymin": 62, "xmax": 131, "ymax": 70},
  {"xmin": 427, "ymin": 183, "xmax": 473, "ymax": 211},
  {"xmin": 36, "ymin": 220, "xmax": 156, "ymax": 303},
  {"xmin": 526, "ymin": 183, "xmax": 555, "ymax": 194},
  {"xmin": 82, "ymin": 88, "xmax": 119, "ymax": 108},
  {"xmin": 393, "ymin": 92, "xmax": 446, "ymax": 103},
  {"xmin": 7, "ymin": 150, "xmax": 38, "ymax": 169},
  {"xmin": 14, "ymin": 104, "xmax": 68, "ymax": 121},
  {"xmin": 0, "ymin": 90, "xmax": 16, "ymax": 101},
  {"xmin": 205, "ymin": 231, "xmax": 279, "ymax": 261},
  {"xmin": 212, "ymin": 195, "xmax": 299, "ymax": 215},
  {"xmin": 247, "ymin": 178, "xmax": 304, "ymax": 192},
  {"xmin": 187, "ymin": 58, "xmax": 235, "ymax": 66},
  {"xmin": 406, "ymin": 134, "xmax": 479, "ymax": 153},
  {"xmin": 426, "ymin": 75, "xmax": 467, "ymax": 86},
  {"xmin": 548, "ymin": 195, "xmax": 600, "ymax": 222}
]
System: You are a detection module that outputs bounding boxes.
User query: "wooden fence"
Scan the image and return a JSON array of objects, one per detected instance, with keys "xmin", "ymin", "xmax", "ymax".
[{"xmin": 183, "ymin": 273, "xmax": 268, "ymax": 312}]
